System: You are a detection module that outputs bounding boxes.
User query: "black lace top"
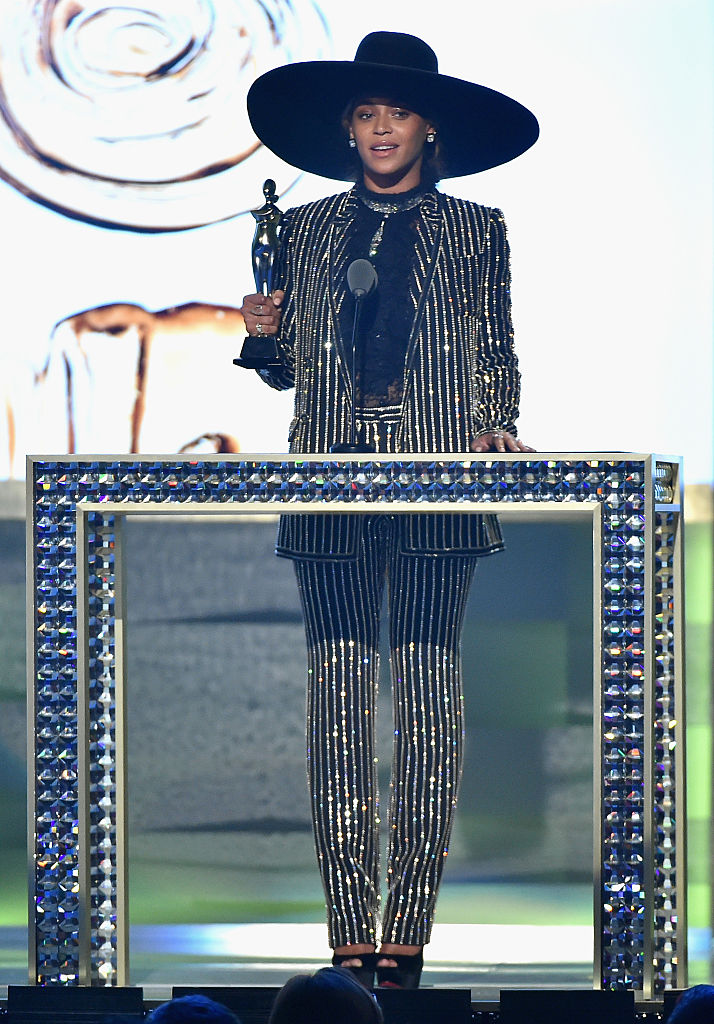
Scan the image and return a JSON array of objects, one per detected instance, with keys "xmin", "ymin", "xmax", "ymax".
[{"xmin": 343, "ymin": 184, "xmax": 435, "ymax": 406}]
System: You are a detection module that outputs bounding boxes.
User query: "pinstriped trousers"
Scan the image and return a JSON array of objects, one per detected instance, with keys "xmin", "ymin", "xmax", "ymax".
[{"xmin": 294, "ymin": 514, "xmax": 477, "ymax": 948}]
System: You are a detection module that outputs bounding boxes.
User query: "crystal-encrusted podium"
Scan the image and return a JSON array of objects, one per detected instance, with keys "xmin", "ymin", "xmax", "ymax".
[{"xmin": 26, "ymin": 453, "xmax": 686, "ymax": 997}]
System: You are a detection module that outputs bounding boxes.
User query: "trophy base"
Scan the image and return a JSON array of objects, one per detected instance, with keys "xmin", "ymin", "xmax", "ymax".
[
  {"xmin": 232, "ymin": 356, "xmax": 282, "ymax": 369},
  {"xmin": 233, "ymin": 335, "xmax": 280, "ymax": 370}
]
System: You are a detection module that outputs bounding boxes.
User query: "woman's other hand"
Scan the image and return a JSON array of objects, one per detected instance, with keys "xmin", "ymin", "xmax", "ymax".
[
  {"xmin": 239, "ymin": 290, "xmax": 284, "ymax": 337},
  {"xmin": 470, "ymin": 430, "xmax": 536, "ymax": 454}
]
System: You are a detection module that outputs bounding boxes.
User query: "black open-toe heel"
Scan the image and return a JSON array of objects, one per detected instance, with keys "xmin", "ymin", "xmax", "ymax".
[
  {"xmin": 376, "ymin": 949, "xmax": 424, "ymax": 989},
  {"xmin": 332, "ymin": 950, "xmax": 378, "ymax": 989}
]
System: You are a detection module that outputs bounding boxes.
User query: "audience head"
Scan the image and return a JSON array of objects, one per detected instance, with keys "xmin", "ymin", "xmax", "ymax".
[
  {"xmin": 668, "ymin": 986, "xmax": 714, "ymax": 1024},
  {"xmin": 268, "ymin": 966, "xmax": 383, "ymax": 1024},
  {"xmin": 146, "ymin": 994, "xmax": 240, "ymax": 1024}
]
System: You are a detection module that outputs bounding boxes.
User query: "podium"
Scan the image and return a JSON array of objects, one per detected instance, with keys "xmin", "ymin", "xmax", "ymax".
[{"xmin": 26, "ymin": 452, "xmax": 685, "ymax": 996}]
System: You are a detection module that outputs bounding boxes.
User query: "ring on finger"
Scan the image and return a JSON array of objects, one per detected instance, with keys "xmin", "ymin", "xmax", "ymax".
[
  {"xmin": 255, "ymin": 304, "xmax": 263, "ymax": 314},
  {"xmin": 256, "ymin": 322, "xmax": 264, "ymax": 335}
]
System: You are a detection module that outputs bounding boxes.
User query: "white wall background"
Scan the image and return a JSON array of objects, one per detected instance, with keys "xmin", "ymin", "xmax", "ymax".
[{"xmin": 0, "ymin": 0, "xmax": 711, "ymax": 481}]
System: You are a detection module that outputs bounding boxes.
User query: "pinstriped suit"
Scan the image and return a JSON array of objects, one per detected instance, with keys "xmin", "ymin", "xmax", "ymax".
[
  {"xmin": 258, "ymin": 187, "xmax": 521, "ymax": 946},
  {"xmin": 260, "ymin": 187, "xmax": 518, "ymax": 560}
]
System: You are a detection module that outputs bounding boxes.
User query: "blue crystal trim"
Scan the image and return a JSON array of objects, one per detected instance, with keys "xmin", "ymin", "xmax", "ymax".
[{"xmin": 29, "ymin": 457, "xmax": 680, "ymax": 990}]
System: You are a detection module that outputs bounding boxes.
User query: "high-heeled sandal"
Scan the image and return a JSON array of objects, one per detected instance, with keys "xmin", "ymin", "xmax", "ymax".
[
  {"xmin": 376, "ymin": 949, "xmax": 424, "ymax": 989},
  {"xmin": 331, "ymin": 950, "xmax": 378, "ymax": 989}
]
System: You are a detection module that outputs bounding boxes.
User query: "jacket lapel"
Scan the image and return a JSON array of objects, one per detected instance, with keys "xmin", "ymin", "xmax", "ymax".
[
  {"xmin": 327, "ymin": 189, "xmax": 359, "ymax": 396},
  {"xmin": 404, "ymin": 190, "xmax": 443, "ymax": 375}
]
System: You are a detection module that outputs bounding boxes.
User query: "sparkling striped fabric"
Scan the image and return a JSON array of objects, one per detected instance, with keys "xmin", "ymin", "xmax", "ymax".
[
  {"xmin": 259, "ymin": 187, "xmax": 520, "ymax": 453},
  {"xmin": 294, "ymin": 519, "xmax": 476, "ymax": 947},
  {"xmin": 265, "ymin": 188, "xmax": 516, "ymax": 560},
  {"xmin": 290, "ymin": 405, "xmax": 481, "ymax": 947},
  {"xmin": 257, "ymin": 186, "xmax": 522, "ymax": 947}
]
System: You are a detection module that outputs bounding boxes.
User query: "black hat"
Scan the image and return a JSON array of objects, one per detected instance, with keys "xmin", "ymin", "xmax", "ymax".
[{"xmin": 247, "ymin": 31, "xmax": 539, "ymax": 180}]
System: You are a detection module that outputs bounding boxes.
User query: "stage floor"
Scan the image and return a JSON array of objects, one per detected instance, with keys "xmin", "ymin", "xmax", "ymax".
[
  {"xmin": 0, "ymin": 922, "xmax": 591, "ymax": 1000},
  {"xmin": 1, "ymin": 922, "xmax": 711, "ymax": 1000}
]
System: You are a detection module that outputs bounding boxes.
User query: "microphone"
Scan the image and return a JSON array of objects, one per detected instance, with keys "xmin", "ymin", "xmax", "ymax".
[
  {"xmin": 329, "ymin": 259, "xmax": 378, "ymax": 454},
  {"xmin": 347, "ymin": 258, "xmax": 378, "ymax": 298}
]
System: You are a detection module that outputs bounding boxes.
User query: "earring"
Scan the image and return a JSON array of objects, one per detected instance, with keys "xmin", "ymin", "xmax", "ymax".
[
  {"xmin": 426, "ymin": 132, "xmax": 436, "ymax": 143},
  {"xmin": 348, "ymin": 137, "xmax": 356, "ymax": 149}
]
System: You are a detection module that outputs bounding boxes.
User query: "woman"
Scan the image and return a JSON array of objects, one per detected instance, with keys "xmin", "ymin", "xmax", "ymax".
[{"xmin": 241, "ymin": 31, "xmax": 538, "ymax": 989}]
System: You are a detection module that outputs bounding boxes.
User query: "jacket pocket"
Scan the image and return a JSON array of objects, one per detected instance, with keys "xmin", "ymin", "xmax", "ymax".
[
  {"xmin": 276, "ymin": 513, "xmax": 360, "ymax": 561},
  {"xmin": 397, "ymin": 513, "xmax": 504, "ymax": 556}
]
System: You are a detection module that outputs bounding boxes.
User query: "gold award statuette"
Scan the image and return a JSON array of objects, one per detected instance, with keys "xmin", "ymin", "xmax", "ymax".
[{"xmin": 234, "ymin": 178, "xmax": 283, "ymax": 369}]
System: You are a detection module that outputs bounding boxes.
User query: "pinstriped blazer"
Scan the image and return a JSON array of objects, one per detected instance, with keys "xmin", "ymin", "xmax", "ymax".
[{"xmin": 258, "ymin": 187, "xmax": 521, "ymax": 560}]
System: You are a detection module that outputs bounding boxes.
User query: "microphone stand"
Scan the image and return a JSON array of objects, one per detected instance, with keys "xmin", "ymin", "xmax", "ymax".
[
  {"xmin": 330, "ymin": 263, "xmax": 377, "ymax": 455},
  {"xmin": 330, "ymin": 294, "xmax": 375, "ymax": 454}
]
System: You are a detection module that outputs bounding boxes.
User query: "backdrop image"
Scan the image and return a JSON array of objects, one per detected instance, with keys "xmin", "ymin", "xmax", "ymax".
[{"xmin": 0, "ymin": 0, "xmax": 711, "ymax": 481}]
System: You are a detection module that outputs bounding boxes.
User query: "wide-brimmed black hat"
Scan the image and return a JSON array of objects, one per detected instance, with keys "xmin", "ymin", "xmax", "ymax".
[{"xmin": 247, "ymin": 31, "xmax": 539, "ymax": 180}]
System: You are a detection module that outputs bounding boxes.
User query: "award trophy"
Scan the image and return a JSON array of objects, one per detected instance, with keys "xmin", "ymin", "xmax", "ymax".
[{"xmin": 233, "ymin": 179, "xmax": 283, "ymax": 369}]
